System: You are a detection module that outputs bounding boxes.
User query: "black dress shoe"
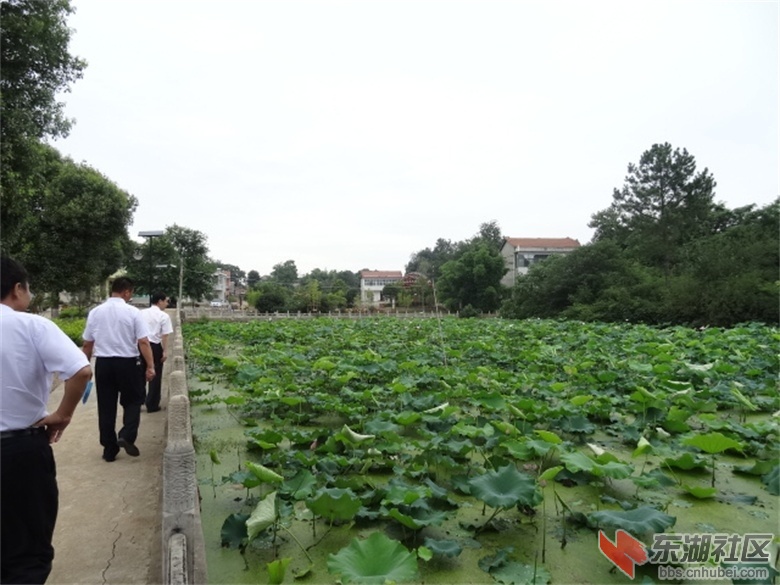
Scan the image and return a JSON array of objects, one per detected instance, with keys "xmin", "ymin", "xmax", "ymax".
[
  {"xmin": 117, "ymin": 438, "xmax": 140, "ymax": 457},
  {"xmin": 103, "ymin": 447, "xmax": 119, "ymax": 462},
  {"xmin": 146, "ymin": 407, "xmax": 161, "ymax": 413}
]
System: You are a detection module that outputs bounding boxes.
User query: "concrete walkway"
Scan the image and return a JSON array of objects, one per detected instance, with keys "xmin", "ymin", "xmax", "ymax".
[{"xmin": 45, "ymin": 369, "xmax": 167, "ymax": 585}]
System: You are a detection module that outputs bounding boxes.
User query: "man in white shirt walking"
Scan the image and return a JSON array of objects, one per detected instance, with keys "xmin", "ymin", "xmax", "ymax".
[
  {"xmin": 140, "ymin": 292, "xmax": 173, "ymax": 413},
  {"xmin": 1, "ymin": 256, "xmax": 92, "ymax": 584},
  {"xmin": 82, "ymin": 277, "xmax": 155, "ymax": 461}
]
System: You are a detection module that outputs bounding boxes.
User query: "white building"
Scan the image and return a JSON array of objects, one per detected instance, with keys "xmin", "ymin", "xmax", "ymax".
[
  {"xmin": 359, "ymin": 270, "xmax": 403, "ymax": 305},
  {"xmin": 500, "ymin": 237, "xmax": 581, "ymax": 287}
]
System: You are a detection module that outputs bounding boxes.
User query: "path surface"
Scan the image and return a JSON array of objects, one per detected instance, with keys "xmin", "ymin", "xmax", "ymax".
[{"xmin": 45, "ymin": 367, "xmax": 167, "ymax": 585}]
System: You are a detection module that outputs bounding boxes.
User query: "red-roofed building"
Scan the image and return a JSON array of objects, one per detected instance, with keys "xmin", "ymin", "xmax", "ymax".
[
  {"xmin": 359, "ymin": 270, "xmax": 403, "ymax": 305},
  {"xmin": 501, "ymin": 237, "xmax": 581, "ymax": 286}
]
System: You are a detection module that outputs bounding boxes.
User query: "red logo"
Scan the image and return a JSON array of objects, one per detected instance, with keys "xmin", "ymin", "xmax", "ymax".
[{"xmin": 598, "ymin": 529, "xmax": 648, "ymax": 579}]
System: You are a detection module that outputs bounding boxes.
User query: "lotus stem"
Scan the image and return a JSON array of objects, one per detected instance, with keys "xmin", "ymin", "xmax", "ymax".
[{"xmin": 279, "ymin": 525, "xmax": 313, "ymax": 565}]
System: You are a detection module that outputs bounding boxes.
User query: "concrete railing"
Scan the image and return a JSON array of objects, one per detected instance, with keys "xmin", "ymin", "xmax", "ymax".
[{"xmin": 162, "ymin": 309, "xmax": 207, "ymax": 584}]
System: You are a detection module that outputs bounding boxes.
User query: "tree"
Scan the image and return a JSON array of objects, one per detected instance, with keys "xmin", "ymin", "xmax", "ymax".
[
  {"xmin": 247, "ymin": 270, "xmax": 261, "ymax": 288},
  {"xmin": 125, "ymin": 225, "xmax": 213, "ymax": 301},
  {"xmin": 406, "ymin": 238, "xmax": 461, "ymax": 281},
  {"xmin": 474, "ymin": 220, "xmax": 505, "ymax": 250},
  {"xmin": 438, "ymin": 243, "xmax": 507, "ymax": 312},
  {"xmin": 17, "ymin": 148, "xmax": 136, "ymax": 308},
  {"xmin": 270, "ymin": 260, "xmax": 298, "ymax": 286},
  {"xmin": 249, "ymin": 281, "xmax": 290, "ymax": 313},
  {"xmin": 589, "ymin": 143, "xmax": 717, "ymax": 274},
  {"xmin": 1, "ymin": 0, "xmax": 87, "ymax": 254}
]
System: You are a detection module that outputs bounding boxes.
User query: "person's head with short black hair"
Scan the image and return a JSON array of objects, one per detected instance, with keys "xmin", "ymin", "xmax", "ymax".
[
  {"xmin": 151, "ymin": 292, "xmax": 168, "ymax": 305},
  {"xmin": 1, "ymin": 256, "xmax": 30, "ymax": 301},
  {"xmin": 111, "ymin": 277, "xmax": 134, "ymax": 294}
]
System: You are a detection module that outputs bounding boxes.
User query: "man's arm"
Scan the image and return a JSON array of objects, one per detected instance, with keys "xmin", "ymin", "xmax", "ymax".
[
  {"xmin": 160, "ymin": 333, "xmax": 169, "ymax": 363},
  {"xmin": 82, "ymin": 340, "xmax": 94, "ymax": 361},
  {"xmin": 37, "ymin": 365, "xmax": 92, "ymax": 444},
  {"xmin": 139, "ymin": 337, "xmax": 155, "ymax": 381}
]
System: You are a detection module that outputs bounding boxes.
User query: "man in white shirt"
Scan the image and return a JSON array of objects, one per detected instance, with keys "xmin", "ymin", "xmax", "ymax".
[
  {"xmin": 140, "ymin": 292, "xmax": 173, "ymax": 412},
  {"xmin": 82, "ymin": 277, "xmax": 155, "ymax": 461},
  {"xmin": 1, "ymin": 256, "xmax": 92, "ymax": 584}
]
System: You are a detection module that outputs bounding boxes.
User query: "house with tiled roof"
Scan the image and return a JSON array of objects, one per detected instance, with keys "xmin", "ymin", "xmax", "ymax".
[
  {"xmin": 500, "ymin": 237, "xmax": 581, "ymax": 287},
  {"xmin": 359, "ymin": 270, "xmax": 403, "ymax": 305}
]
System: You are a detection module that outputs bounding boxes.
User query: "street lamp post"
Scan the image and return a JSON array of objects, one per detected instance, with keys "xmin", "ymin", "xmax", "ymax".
[{"xmin": 138, "ymin": 230, "xmax": 164, "ymax": 306}]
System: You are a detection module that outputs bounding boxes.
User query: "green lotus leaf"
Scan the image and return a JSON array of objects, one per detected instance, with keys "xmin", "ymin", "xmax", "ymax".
[
  {"xmin": 588, "ymin": 505, "xmax": 676, "ymax": 535},
  {"xmin": 478, "ymin": 547, "xmax": 515, "ymax": 572},
  {"xmin": 267, "ymin": 557, "xmax": 291, "ymax": 585},
  {"xmin": 209, "ymin": 449, "xmax": 221, "ymax": 464},
  {"xmin": 535, "ymin": 430, "xmax": 562, "ymax": 445},
  {"xmin": 681, "ymin": 484, "xmax": 717, "ymax": 499},
  {"xmin": 245, "ymin": 461, "xmax": 284, "ymax": 484},
  {"xmin": 423, "ymin": 537, "xmax": 463, "ymax": 558},
  {"xmin": 682, "ymin": 431, "xmax": 744, "ymax": 454},
  {"xmin": 570, "ymin": 395, "xmax": 593, "ymax": 407},
  {"xmin": 593, "ymin": 461, "xmax": 634, "ymax": 479},
  {"xmin": 417, "ymin": 545, "xmax": 433, "ymax": 562},
  {"xmin": 560, "ymin": 451, "xmax": 596, "ymax": 473},
  {"xmin": 247, "ymin": 491, "xmax": 277, "ymax": 541},
  {"xmin": 663, "ymin": 452, "xmax": 709, "ymax": 471},
  {"xmin": 538, "ymin": 465, "xmax": 564, "ymax": 481},
  {"xmin": 327, "ymin": 531, "xmax": 418, "ymax": 584},
  {"xmin": 468, "ymin": 465, "xmax": 541, "ymax": 509},
  {"xmin": 306, "ymin": 487, "xmax": 362, "ymax": 522},
  {"xmin": 220, "ymin": 513, "xmax": 249, "ymax": 548},
  {"xmin": 387, "ymin": 503, "xmax": 449, "ymax": 530},
  {"xmin": 280, "ymin": 468, "xmax": 317, "ymax": 500},
  {"xmin": 491, "ymin": 561, "xmax": 551, "ymax": 585},
  {"xmin": 226, "ymin": 469, "xmax": 261, "ymax": 489},
  {"xmin": 762, "ymin": 464, "xmax": 780, "ymax": 495},
  {"xmin": 733, "ymin": 460, "xmax": 776, "ymax": 476},
  {"xmin": 560, "ymin": 415, "xmax": 595, "ymax": 434}
]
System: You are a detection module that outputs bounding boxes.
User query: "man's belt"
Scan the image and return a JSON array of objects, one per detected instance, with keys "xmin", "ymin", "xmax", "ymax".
[{"xmin": 0, "ymin": 426, "xmax": 47, "ymax": 440}]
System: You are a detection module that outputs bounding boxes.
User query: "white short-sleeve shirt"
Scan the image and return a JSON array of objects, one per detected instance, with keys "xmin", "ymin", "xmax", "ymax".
[
  {"xmin": 140, "ymin": 305, "xmax": 173, "ymax": 344},
  {"xmin": 0, "ymin": 304, "xmax": 90, "ymax": 431},
  {"xmin": 82, "ymin": 297, "xmax": 150, "ymax": 357}
]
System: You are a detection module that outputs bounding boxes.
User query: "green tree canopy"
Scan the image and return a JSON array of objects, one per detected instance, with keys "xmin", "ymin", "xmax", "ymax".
[
  {"xmin": 1, "ymin": 0, "xmax": 87, "ymax": 254},
  {"xmin": 589, "ymin": 142, "xmax": 717, "ymax": 273},
  {"xmin": 270, "ymin": 260, "xmax": 298, "ymax": 285},
  {"xmin": 438, "ymin": 243, "xmax": 507, "ymax": 313}
]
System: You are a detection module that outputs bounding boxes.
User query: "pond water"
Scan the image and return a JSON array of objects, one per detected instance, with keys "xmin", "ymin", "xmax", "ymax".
[{"xmin": 190, "ymin": 376, "xmax": 778, "ymax": 585}]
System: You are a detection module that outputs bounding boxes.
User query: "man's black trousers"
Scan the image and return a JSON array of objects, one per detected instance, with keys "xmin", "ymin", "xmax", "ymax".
[
  {"xmin": 0, "ymin": 431, "xmax": 58, "ymax": 584},
  {"xmin": 141, "ymin": 342, "xmax": 163, "ymax": 411},
  {"xmin": 95, "ymin": 356, "xmax": 144, "ymax": 448}
]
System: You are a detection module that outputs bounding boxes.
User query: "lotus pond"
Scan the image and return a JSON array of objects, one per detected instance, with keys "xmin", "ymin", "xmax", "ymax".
[{"xmin": 184, "ymin": 317, "xmax": 779, "ymax": 584}]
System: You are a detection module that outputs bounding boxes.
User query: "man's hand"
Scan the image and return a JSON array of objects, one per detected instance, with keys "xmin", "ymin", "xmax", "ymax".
[
  {"xmin": 161, "ymin": 350, "xmax": 168, "ymax": 363},
  {"xmin": 146, "ymin": 367, "xmax": 156, "ymax": 382},
  {"xmin": 36, "ymin": 411, "xmax": 72, "ymax": 444}
]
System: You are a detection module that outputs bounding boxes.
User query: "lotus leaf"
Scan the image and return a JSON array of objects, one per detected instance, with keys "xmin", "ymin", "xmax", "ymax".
[
  {"xmin": 682, "ymin": 431, "xmax": 744, "ymax": 454},
  {"xmin": 387, "ymin": 504, "xmax": 449, "ymax": 530},
  {"xmin": 245, "ymin": 461, "xmax": 283, "ymax": 484},
  {"xmin": 534, "ymin": 430, "xmax": 562, "ymax": 445},
  {"xmin": 478, "ymin": 547, "xmax": 515, "ymax": 572},
  {"xmin": 266, "ymin": 557, "xmax": 291, "ymax": 585},
  {"xmin": 588, "ymin": 506, "xmax": 676, "ymax": 535},
  {"xmin": 280, "ymin": 469, "xmax": 317, "ymax": 500},
  {"xmin": 220, "ymin": 513, "xmax": 249, "ymax": 548},
  {"xmin": 681, "ymin": 484, "xmax": 717, "ymax": 499},
  {"xmin": 491, "ymin": 562, "xmax": 551, "ymax": 585},
  {"xmin": 247, "ymin": 491, "xmax": 277, "ymax": 541},
  {"xmin": 306, "ymin": 487, "xmax": 362, "ymax": 522},
  {"xmin": 663, "ymin": 452, "xmax": 709, "ymax": 471},
  {"xmin": 327, "ymin": 532, "xmax": 418, "ymax": 584},
  {"xmin": 423, "ymin": 537, "xmax": 463, "ymax": 558},
  {"xmin": 762, "ymin": 464, "xmax": 779, "ymax": 495},
  {"xmin": 468, "ymin": 465, "xmax": 541, "ymax": 509}
]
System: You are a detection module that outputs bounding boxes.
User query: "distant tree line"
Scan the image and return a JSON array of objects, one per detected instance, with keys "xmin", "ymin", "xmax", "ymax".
[
  {"xmin": 501, "ymin": 144, "xmax": 778, "ymax": 327},
  {"xmin": 2, "ymin": 2, "xmax": 775, "ymax": 326}
]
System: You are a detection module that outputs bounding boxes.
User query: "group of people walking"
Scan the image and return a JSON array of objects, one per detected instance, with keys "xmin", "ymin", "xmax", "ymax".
[{"xmin": 0, "ymin": 256, "xmax": 173, "ymax": 583}]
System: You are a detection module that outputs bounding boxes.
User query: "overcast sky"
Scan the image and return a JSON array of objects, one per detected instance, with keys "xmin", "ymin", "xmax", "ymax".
[{"xmin": 53, "ymin": 0, "xmax": 778, "ymax": 276}]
